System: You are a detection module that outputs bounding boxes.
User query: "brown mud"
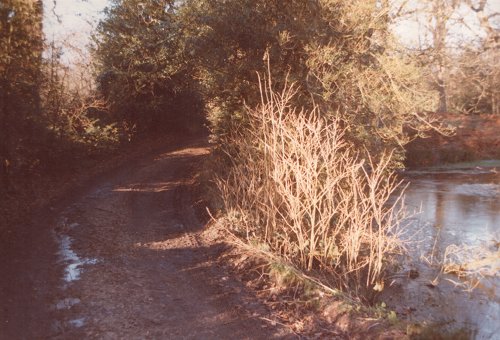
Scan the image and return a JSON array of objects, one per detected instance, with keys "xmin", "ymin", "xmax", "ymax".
[{"xmin": 1, "ymin": 138, "xmax": 292, "ymax": 339}]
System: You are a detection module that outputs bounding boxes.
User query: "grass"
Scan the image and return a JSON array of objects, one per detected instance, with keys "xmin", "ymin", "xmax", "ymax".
[{"xmin": 424, "ymin": 159, "xmax": 500, "ymax": 170}]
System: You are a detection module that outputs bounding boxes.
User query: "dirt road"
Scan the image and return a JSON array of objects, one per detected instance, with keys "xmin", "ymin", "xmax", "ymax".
[{"xmin": 1, "ymin": 138, "xmax": 291, "ymax": 339}]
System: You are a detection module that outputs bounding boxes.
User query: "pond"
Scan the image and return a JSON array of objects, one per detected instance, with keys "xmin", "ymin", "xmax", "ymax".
[{"xmin": 382, "ymin": 160, "xmax": 500, "ymax": 339}]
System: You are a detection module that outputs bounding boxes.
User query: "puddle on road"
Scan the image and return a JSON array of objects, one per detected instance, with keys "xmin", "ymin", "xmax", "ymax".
[
  {"xmin": 58, "ymin": 234, "xmax": 98, "ymax": 283},
  {"xmin": 68, "ymin": 318, "xmax": 86, "ymax": 328},
  {"xmin": 55, "ymin": 297, "xmax": 81, "ymax": 310},
  {"xmin": 54, "ymin": 219, "xmax": 99, "ymax": 284},
  {"xmin": 53, "ymin": 215, "xmax": 98, "ymax": 332}
]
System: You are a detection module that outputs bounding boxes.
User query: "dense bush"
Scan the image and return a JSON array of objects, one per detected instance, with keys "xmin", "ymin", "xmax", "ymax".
[
  {"xmin": 180, "ymin": 0, "xmax": 440, "ymax": 165},
  {"xmin": 92, "ymin": 0, "xmax": 448, "ymax": 164},
  {"xmin": 93, "ymin": 0, "xmax": 205, "ymax": 135},
  {"xmin": 447, "ymin": 49, "xmax": 500, "ymax": 115},
  {"xmin": 0, "ymin": 0, "xmax": 43, "ymax": 193}
]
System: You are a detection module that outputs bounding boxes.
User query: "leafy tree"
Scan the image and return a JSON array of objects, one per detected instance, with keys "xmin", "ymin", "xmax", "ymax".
[
  {"xmin": 180, "ymin": 0, "xmax": 440, "ymax": 165},
  {"xmin": 94, "ymin": 0, "xmax": 447, "ymax": 163},
  {"xmin": 93, "ymin": 0, "xmax": 204, "ymax": 136},
  {"xmin": 0, "ymin": 0, "xmax": 43, "ymax": 193}
]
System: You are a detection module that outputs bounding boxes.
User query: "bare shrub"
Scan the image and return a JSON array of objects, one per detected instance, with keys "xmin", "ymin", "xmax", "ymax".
[
  {"xmin": 216, "ymin": 76, "xmax": 406, "ymax": 294},
  {"xmin": 42, "ymin": 40, "xmax": 121, "ymax": 156}
]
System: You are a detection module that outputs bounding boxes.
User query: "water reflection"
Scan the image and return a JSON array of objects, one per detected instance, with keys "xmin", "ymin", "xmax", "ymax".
[
  {"xmin": 383, "ymin": 165, "xmax": 500, "ymax": 339},
  {"xmin": 404, "ymin": 171, "xmax": 500, "ymax": 253}
]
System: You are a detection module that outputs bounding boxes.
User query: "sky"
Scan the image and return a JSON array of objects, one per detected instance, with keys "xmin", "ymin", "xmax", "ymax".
[
  {"xmin": 44, "ymin": 0, "xmax": 499, "ymax": 64},
  {"xmin": 43, "ymin": 0, "xmax": 110, "ymax": 63},
  {"xmin": 392, "ymin": 0, "xmax": 500, "ymax": 49}
]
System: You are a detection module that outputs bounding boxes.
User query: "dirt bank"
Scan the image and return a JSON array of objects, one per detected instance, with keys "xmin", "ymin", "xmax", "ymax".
[{"xmin": 405, "ymin": 113, "xmax": 500, "ymax": 167}]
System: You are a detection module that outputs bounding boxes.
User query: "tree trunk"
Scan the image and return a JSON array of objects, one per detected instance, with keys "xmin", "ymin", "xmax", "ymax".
[
  {"xmin": 432, "ymin": 0, "xmax": 449, "ymax": 113},
  {"xmin": 0, "ymin": 84, "xmax": 11, "ymax": 193},
  {"xmin": 436, "ymin": 67, "xmax": 447, "ymax": 113}
]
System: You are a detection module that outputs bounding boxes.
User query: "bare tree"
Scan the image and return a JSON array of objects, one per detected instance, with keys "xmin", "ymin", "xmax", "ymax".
[
  {"xmin": 466, "ymin": 0, "xmax": 499, "ymax": 50},
  {"xmin": 394, "ymin": 0, "xmax": 498, "ymax": 114},
  {"xmin": 465, "ymin": 0, "xmax": 499, "ymax": 114},
  {"xmin": 430, "ymin": 0, "xmax": 457, "ymax": 112}
]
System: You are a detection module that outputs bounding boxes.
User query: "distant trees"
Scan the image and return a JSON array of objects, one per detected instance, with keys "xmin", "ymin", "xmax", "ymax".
[
  {"xmin": 428, "ymin": 0, "xmax": 457, "ymax": 113},
  {"xmin": 41, "ymin": 40, "xmax": 120, "ymax": 160},
  {"xmin": 447, "ymin": 47, "xmax": 499, "ymax": 115},
  {"xmin": 456, "ymin": 0, "xmax": 499, "ymax": 114},
  {"xmin": 0, "ymin": 0, "xmax": 121, "ymax": 198},
  {"xmin": 0, "ymin": 0, "xmax": 43, "ymax": 193},
  {"xmin": 397, "ymin": 0, "xmax": 499, "ymax": 114}
]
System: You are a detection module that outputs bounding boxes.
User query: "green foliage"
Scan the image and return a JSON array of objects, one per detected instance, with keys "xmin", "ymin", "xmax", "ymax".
[
  {"xmin": 94, "ymin": 0, "xmax": 204, "ymax": 135},
  {"xmin": 0, "ymin": 0, "xmax": 43, "ymax": 191},
  {"xmin": 93, "ymin": 0, "xmax": 444, "ymax": 163},
  {"xmin": 180, "ymin": 0, "xmax": 438, "ymax": 164},
  {"xmin": 179, "ymin": 0, "xmax": 319, "ymax": 144}
]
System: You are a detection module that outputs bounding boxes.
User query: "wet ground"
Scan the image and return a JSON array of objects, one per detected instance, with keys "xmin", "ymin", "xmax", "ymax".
[
  {"xmin": 1, "ymin": 138, "xmax": 292, "ymax": 339},
  {"xmin": 382, "ymin": 161, "xmax": 500, "ymax": 339},
  {"xmin": 2, "ymin": 137, "xmax": 498, "ymax": 339}
]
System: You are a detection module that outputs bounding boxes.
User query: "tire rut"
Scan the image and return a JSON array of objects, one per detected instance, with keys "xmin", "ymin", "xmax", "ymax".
[{"xmin": 48, "ymin": 139, "xmax": 292, "ymax": 339}]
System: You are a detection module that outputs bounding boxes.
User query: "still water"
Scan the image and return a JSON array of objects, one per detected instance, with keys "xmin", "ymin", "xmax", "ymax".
[{"xmin": 382, "ymin": 161, "xmax": 500, "ymax": 339}]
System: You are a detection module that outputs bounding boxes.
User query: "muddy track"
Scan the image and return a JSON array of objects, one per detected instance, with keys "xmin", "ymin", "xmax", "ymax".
[{"xmin": 1, "ymin": 139, "xmax": 292, "ymax": 339}]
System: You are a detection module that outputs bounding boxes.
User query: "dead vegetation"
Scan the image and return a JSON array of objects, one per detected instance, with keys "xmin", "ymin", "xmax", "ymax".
[
  {"xmin": 440, "ymin": 243, "xmax": 500, "ymax": 291},
  {"xmin": 214, "ymin": 74, "xmax": 407, "ymax": 298},
  {"xmin": 421, "ymin": 233, "xmax": 500, "ymax": 292},
  {"xmin": 199, "ymin": 220, "xmax": 408, "ymax": 338}
]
